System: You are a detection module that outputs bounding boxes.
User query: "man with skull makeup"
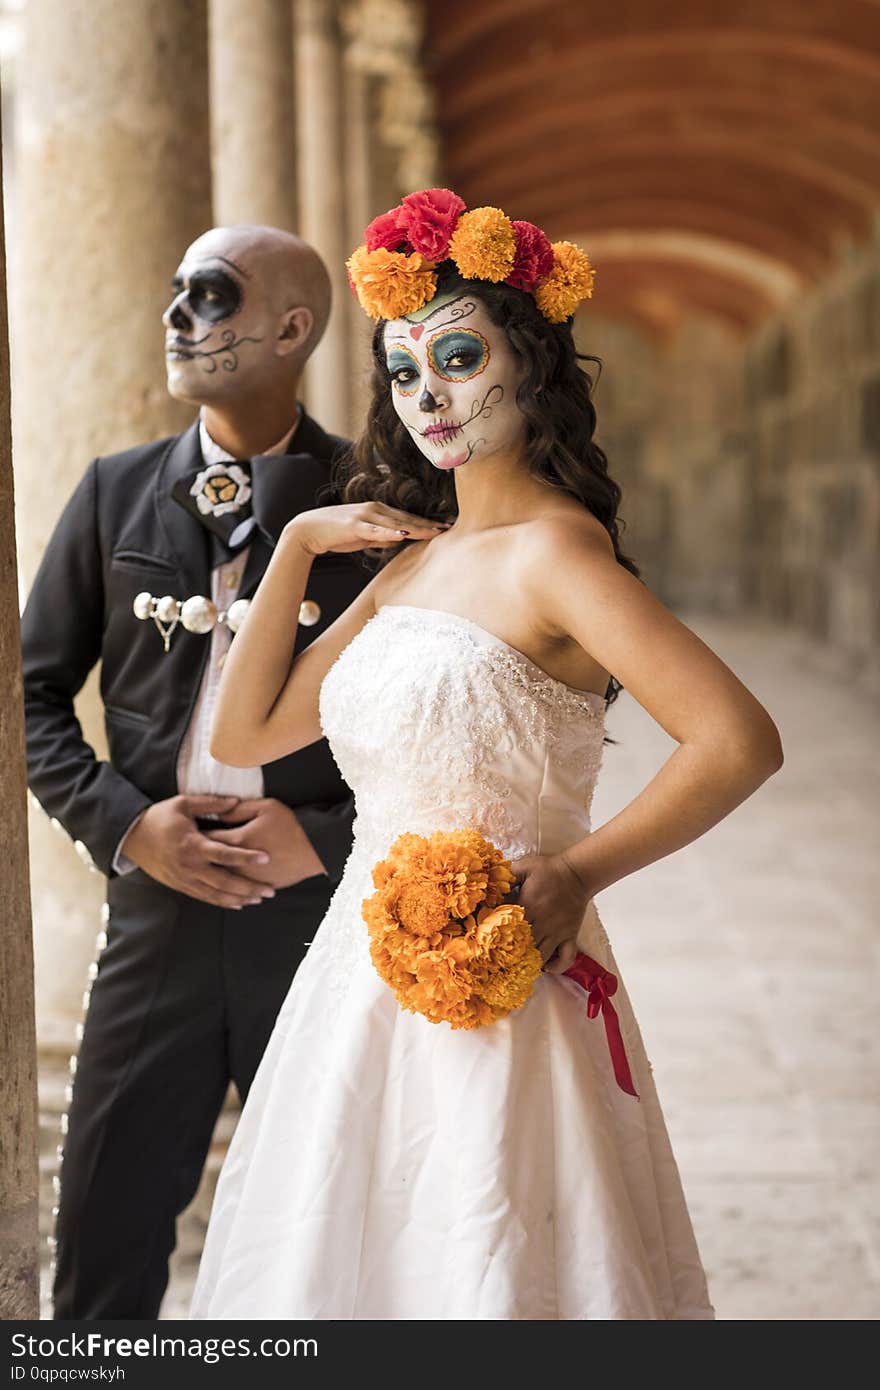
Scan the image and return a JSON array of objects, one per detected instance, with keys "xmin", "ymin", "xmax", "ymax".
[{"xmin": 20, "ymin": 225, "xmax": 431, "ymax": 1318}]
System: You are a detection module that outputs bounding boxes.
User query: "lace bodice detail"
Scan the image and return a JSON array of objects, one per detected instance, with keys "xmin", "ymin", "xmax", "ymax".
[
  {"xmin": 308, "ymin": 604, "xmax": 608, "ymax": 1013},
  {"xmin": 320, "ymin": 605, "xmax": 606, "ymax": 860}
]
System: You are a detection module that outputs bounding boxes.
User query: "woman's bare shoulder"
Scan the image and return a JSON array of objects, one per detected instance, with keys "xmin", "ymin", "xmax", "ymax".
[
  {"xmin": 371, "ymin": 539, "xmax": 433, "ymax": 605},
  {"xmin": 520, "ymin": 506, "xmax": 616, "ymax": 566}
]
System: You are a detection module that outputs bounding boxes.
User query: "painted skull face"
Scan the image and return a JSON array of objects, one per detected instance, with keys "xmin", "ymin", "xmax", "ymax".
[
  {"xmin": 163, "ymin": 231, "xmax": 277, "ymax": 405},
  {"xmin": 383, "ymin": 291, "xmax": 526, "ymax": 471}
]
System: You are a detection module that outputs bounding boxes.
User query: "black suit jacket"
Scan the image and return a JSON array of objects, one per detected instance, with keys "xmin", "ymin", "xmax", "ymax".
[{"xmin": 21, "ymin": 410, "xmax": 369, "ymax": 886}]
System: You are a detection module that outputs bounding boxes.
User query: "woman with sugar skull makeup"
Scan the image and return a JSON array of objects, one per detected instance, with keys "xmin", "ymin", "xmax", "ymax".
[{"xmin": 191, "ymin": 192, "xmax": 783, "ymax": 1321}]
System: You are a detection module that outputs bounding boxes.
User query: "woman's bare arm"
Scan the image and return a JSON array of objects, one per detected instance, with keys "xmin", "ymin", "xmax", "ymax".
[
  {"xmin": 526, "ymin": 516, "xmax": 784, "ymax": 900},
  {"xmin": 210, "ymin": 501, "xmax": 445, "ymax": 767}
]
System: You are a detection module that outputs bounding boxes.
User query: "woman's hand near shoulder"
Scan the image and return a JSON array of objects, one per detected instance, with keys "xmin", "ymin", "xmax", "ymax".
[
  {"xmin": 211, "ymin": 503, "xmax": 447, "ymax": 768},
  {"xmin": 288, "ymin": 499, "xmax": 448, "ymax": 556}
]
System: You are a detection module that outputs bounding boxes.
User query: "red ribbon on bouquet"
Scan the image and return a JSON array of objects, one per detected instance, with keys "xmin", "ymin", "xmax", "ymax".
[{"xmin": 563, "ymin": 953, "xmax": 640, "ymax": 1100}]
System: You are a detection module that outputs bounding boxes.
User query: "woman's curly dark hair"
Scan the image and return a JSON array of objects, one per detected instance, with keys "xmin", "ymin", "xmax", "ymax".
[{"xmin": 338, "ymin": 264, "xmax": 641, "ymax": 711}]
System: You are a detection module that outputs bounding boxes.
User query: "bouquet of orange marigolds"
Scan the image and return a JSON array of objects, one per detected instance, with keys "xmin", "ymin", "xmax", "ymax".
[
  {"xmin": 362, "ymin": 828, "xmax": 543, "ymax": 1030},
  {"xmin": 362, "ymin": 826, "xmax": 641, "ymax": 1098}
]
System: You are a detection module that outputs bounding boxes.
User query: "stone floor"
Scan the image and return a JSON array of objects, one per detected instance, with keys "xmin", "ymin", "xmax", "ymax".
[
  {"xmin": 585, "ymin": 611, "xmax": 880, "ymax": 1321},
  {"xmin": 44, "ymin": 611, "xmax": 880, "ymax": 1320}
]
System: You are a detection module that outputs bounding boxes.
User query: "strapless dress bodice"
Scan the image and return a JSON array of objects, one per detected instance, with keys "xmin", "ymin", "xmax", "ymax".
[{"xmin": 318, "ymin": 603, "xmax": 608, "ymax": 865}]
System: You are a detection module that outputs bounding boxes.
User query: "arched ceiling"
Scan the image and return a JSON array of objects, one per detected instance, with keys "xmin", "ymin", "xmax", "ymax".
[{"xmin": 424, "ymin": 0, "xmax": 880, "ymax": 338}]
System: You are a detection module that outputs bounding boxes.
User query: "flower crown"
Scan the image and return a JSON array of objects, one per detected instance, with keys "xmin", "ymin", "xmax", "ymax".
[{"xmin": 346, "ymin": 187, "xmax": 595, "ymax": 325}]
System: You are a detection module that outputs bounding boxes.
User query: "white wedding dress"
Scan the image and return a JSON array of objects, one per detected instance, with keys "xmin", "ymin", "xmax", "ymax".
[{"xmin": 190, "ymin": 604, "xmax": 715, "ymax": 1320}]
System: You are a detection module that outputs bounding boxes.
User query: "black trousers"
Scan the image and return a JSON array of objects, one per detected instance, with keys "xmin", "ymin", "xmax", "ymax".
[{"xmin": 51, "ymin": 865, "xmax": 335, "ymax": 1319}]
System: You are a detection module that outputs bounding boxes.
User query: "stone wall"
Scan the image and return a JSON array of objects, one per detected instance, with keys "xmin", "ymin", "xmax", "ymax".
[
  {"xmin": 580, "ymin": 310, "xmax": 747, "ymax": 614},
  {"xmin": 745, "ymin": 235, "xmax": 880, "ymax": 687},
  {"xmin": 580, "ymin": 230, "xmax": 880, "ymax": 691}
]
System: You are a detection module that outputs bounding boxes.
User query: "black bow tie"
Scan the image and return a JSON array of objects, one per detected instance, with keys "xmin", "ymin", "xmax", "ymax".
[{"xmin": 171, "ymin": 459, "xmax": 259, "ymax": 554}]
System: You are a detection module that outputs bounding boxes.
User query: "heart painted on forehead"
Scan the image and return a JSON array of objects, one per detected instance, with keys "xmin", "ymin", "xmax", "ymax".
[{"xmin": 409, "ymin": 324, "xmax": 425, "ymax": 341}]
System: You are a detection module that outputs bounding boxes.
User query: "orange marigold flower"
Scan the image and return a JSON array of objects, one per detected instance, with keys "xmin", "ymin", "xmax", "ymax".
[
  {"xmin": 371, "ymin": 858, "xmax": 397, "ymax": 890},
  {"xmin": 448, "ymin": 207, "xmax": 516, "ymax": 282},
  {"xmin": 392, "ymin": 829, "xmax": 497, "ymax": 919},
  {"xmin": 472, "ymin": 902, "xmax": 536, "ymax": 969},
  {"xmin": 478, "ymin": 952, "xmax": 542, "ymax": 1014},
  {"xmin": 384, "ymin": 832, "xmax": 425, "ymax": 864},
  {"xmin": 361, "ymin": 889, "xmax": 402, "ymax": 938},
  {"xmin": 533, "ymin": 241, "xmax": 596, "ymax": 324},
  {"xmin": 412, "ymin": 953, "xmax": 472, "ymax": 1005},
  {"xmin": 483, "ymin": 856, "xmax": 516, "ymax": 908},
  {"xmin": 369, "ymin": 938, "xmax": 412, "ymax": 984},
  {"xmin": 362, "ymin": 827, "xmax": 542, "ymax": 1030},
  {"xmin": 393, "ymin": 877, "xmax": 453, "ymax": 938},
  {"xmin": 443, "ymin": 932, "xmax": 478, "ymax": 965},
  {"xmin": 346, "ymin": 244, "xmax": 438, "ymax": 321}
]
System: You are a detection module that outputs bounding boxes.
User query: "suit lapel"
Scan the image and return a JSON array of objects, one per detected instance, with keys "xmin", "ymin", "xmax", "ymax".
[
  {"xmin": 154, "ymin": 411, "xmax": 343, "ymax": 600},
  {"xmin": 155, "ymin": 423, "xmax": 212, "ymax": 598},
  {"xmin": 238, "ymin": 412, "xmax": 340, "ymax": 599}
]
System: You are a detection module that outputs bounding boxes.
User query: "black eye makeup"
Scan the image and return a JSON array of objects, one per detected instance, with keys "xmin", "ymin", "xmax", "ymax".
[
  {"xmin": 188, "ymin": 269, "xmax": 242, "ymax": 323},
  {"xmin": 170, "ymin": 267, "xmax": 243, "ymax": 324},
  {"xmin": 426, "ymin": 328, "xmax": 490, "ymax": 383}
]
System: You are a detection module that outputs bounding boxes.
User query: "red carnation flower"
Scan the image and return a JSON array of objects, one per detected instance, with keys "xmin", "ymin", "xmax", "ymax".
[
  {"xmin": 507, "ymin": 220, "xmax": 555, "ymax": 292},
  {"xmin": 365, "ymin": 207, "xmax": 408, "ymax": 253},
  {"xmin": 398, "ymin": 188, "xmax": 467, "ymax": 262}
]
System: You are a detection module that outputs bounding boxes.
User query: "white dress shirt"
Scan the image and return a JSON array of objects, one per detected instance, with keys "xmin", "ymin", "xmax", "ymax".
[{"xmin": 114, "ymin": 409, "xmax": 301, "ymax": 870}]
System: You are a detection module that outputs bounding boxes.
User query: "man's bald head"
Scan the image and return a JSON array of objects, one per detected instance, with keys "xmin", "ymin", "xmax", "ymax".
[
  {"xmin": 184, "ymin": 224, "xmax": 331, "ymax": 356},
  {"xmin": 164, "ymin": 224, "xmax": 332, "ymax": 408}
]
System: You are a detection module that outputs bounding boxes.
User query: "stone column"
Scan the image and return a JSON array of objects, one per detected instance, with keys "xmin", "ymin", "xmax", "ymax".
[
  {"xmin": 10, "ymin": 0, "xmax": 213, "ymax": 1249},
  {"xmin": 209, "ymin": 0, "xmax": 297, "ymax": 230},
  {"xmin": 293, "ymin": 0, "xmax": 350, "ymax": 435},
  {"xmin": 342, "ymin": 59, "xmax": 376, "ymax": 435},
  {"xmin": 0, "ymin": 103, "xmax": 39, "ymax": 1320},
  {"xmin": 343, "ymin": 0, "xmax": 440, "ymax": 199},
  {"xmin": 339, "ymin": 0, "xmax": 441, "ymax": 436}
]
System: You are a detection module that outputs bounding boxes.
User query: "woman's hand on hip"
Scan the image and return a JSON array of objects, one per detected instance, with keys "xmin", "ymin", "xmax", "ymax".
[
  {"xmin": 511, "ymin": 851, "xmax": 592, "ymax": 972},
  {"xmin": 286, "ymin": 501, "xmax": 448, "ymax": 556}
]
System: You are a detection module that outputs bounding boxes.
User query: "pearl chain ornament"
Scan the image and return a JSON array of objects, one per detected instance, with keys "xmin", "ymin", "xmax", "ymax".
[
  {"xmin": 132, "ymin": 591, "xmax": 252, "ymax": 651},
  {"xmin": 133, "ymin": 591, "xmax": 321, "ymax": 649}
]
